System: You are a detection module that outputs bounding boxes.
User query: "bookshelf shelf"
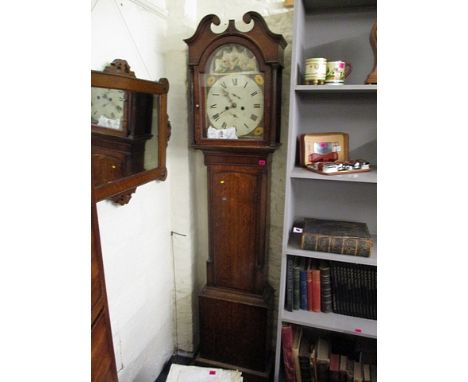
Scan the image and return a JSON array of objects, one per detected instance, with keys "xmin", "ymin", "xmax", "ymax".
[
  {"xmin": 281, "ymin": 309, "xmax": 377, "ymax": 339},
  {"xmin": 295, "ymin": 84, "xmax": 377, "ymax": 93},
  {"xmin": 286, "ymin": 234, "xmax": 377, "ymax": 266},
  {"xmin": 290, "ymin": 166, "xmax": 377, "ymax": 183},
  {"xmin": 273, "ymin": 0, "xmax": 377, "ymax": 380}
]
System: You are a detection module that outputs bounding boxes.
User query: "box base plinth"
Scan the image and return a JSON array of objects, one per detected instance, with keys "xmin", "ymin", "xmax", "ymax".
[{"xmin": 198, "ymin": 285, "xmax": 273, "ymax": 380}]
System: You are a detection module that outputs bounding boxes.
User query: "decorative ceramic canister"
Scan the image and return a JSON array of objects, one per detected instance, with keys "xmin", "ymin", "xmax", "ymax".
[
  {"xmin": 304, "ymin": 58, "xmax": 327, "ymax": 85},
  {"xmin": 325, "ymin": 61, "xmax": 352, "ymax": 84}
]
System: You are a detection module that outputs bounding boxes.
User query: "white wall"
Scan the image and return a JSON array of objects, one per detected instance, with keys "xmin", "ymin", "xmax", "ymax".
[{"xmin": 92, "ymin": 1, "xmax": 175, "ymax": 381}]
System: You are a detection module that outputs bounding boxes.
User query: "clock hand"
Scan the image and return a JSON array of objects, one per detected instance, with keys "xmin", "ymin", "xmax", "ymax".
[
  {"xmin": 231, "ymin": 93, "xmax": 241, "ymax": 100},
  {"xmin": 221, "ymin": 88, "xmax": 235, "ymax": 103}
]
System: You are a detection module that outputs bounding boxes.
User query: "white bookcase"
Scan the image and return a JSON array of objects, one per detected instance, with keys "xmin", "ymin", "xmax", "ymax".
[{"xmin": 273, "ymin": 0, "xmax": 377, "ymax": 380}]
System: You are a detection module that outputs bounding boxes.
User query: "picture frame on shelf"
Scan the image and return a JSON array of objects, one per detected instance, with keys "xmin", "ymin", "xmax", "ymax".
[{"xmin": 298, "ymin": 132, "xmax": 349, "ymax": 167}]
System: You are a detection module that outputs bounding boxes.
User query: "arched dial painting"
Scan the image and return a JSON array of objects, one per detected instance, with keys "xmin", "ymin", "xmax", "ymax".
[{"xmin": 203, "ymin": 44, "xmax": 265, "ymax": 140}]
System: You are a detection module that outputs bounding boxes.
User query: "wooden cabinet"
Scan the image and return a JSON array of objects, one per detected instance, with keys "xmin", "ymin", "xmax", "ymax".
[
  {"xmin": 273, "ymin": 1, "xmax": 377, "ymax": 380},
  {"xmin": 91, "ymin": 188, "xmax": 118, "ymax": 382}
]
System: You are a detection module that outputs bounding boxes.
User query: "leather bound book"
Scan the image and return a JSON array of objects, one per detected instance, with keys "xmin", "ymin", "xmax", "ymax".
[
  {"xmin": 293, "ymin": 260, "xmax": 301, "ymax": 310},
  {"xmin": 348, "ymin": 264, "xmax": 357, "ymax": 317},
  {"xmin": 366, "ymin": 265, "xmax": 373, "ymax": 320},
  {"xmin": 357, "ymin": 265, "xmax": 368, "ymax": 319},
  {"xmin": 338, "ymin": 355, "xmax": 348, "ymax": 382},
  {"xmin": 372, "ymin": 269, "xmax": 377, "ymax": 320},
  {"xmin": 301, "ymin": 218, "xmax": 373, "ymax": 257},
  {"xmin": 307, "ymin": 268, "xmax": 314, "ymax": 312},
  {"xmin": 320, "ymin": 262, "xmax": 333, "ymax": 313},
  {"xmin": 339, "ymin": 263, "xmax": 349, "ymax": 316},
  {"xmin": 330, "ymin": 262, "xmax": 338, "ymax": 313},
  {"xmin": 362, "ymin": 364, "xmax": 371, "ymax": 382},
  {"xmin": 299, "ymin": 336, "xmax": 314, "ymax": 382},
  {"xmin": 311, "ymin": 269, "xmax": 321, "ymax": 312},
  {"xmin": 281, "ymin": 324, "xmax": 296, "ymax": 382},
  {"xmin": 329, "ymin": 353, "xmax": 340, "ymax": 382},
  {"xmin": 300, "ymin": 270, "xmax": 309, "ymax": 310},
  {"xmin": 354, "ymin": 361, "xmax": 363, "ymax": 382},
  {"xmin": 346, "ymin": 358, "xmax": 354, "ymax": 382},
  {"xmin": 345, "ymin": 265, "xmax": 353, "ymax": 316},
  {"xmin": 310, "ymin": 343, "xmax": 317, "ymax": 382},
  {"xmin": 370, "ymin": 365, "xmax": 377, "ymax": 382},
  {"xmin": 285, "ymin": 257, "xmax": 294, "ymax": 312},
  {"xmin": 292, "ymin": 327, "xmax": 303, "ymax": 382},
  {"xmin": 315, "ymin": 338, "xmax": 330, "ymax": 382}
]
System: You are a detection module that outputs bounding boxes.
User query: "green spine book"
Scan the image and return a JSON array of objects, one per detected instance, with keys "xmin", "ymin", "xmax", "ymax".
[{"xmin": 301, "ymin": 218, "xmax": 373, "ymax": 257}]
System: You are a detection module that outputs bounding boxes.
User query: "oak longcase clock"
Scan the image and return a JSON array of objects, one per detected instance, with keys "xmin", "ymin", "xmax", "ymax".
[{"xmin": 185, "ymin": 12, "xmax": 286, "ymax": 382}]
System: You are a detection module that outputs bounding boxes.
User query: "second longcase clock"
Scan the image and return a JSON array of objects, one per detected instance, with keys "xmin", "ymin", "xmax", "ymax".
[{"xmin": 185, "ymin": 12, "xmax": 286, "ymax": 381}]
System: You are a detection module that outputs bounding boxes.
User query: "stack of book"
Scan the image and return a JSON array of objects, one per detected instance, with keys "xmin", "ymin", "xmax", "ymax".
[
  {"xmin": 281, "ymin": 324, "xmax": 377, "ymax": 382},
  {"xmin": 285, "ymin": 257, "xmax": 376, "ymax": 320}
]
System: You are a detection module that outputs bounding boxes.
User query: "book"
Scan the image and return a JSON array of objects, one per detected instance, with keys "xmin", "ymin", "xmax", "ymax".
[
  {"xmin": 354, "ymin": 361, "xmax": 363, "ymax": 382},
  {"xmin": 307, "ymin": 268, "xmax": 314, "ymax": 312},
  {"xmin": 285, "ymin": 257, "xmax": 294, "ymax": 312},
  {"xmin": 338, "ymin": 355, "xmax": 347, "ymax": 382},
  {"xmin": 320, "ymin": 262, "xmax": 332, "ymax": 313},
  {"xmin": 299, "ymin": 336, "xmax": 314, "ymax": 382},
  {"xmin": 301, "ymin": 218, "xmax": 373, "ymax": 258},
  {"xmin": 300, "ymin": 269, "xmax": 309, "ymax": 310},
  {"xmin": 293, "ymin": 259, "xmax": 301, "ymax": 310},
  {"xmin": 362, "ymin": 364, "xmax": 371, "ymax": 382},
  {"xmin": 292, "ymin": 326, "xmax": 303, "ymax": 382},
  {"xmin": 281, "ymin": 324, "xmax": 296, "ymax": 382},
  {"xmin": 315, "ymin": 337, "xmax": 330, "ymax": 382},
  {"xmin": 328, "ymin": 261, "xmax": 376, "ymax": 319},
  {"xmin": 370, "ymin": 365, "xmax": 377, "ymax": 382},
  {"xmin": 311, "ymin": 269, "xmax": 321, "ymax": 312},
  {"xmin": 329, "ymin": 353, "xmax": 340, "ymax": 382},
  {"xmin": 346, "ymin": 358, "xmax": 354, "ymax": 382},
  {"xmin": 310, "ymin": 343, "xmax": 317, "ymax": 382}
]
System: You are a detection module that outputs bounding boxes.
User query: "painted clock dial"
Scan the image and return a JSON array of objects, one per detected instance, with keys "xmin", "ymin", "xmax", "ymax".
[{"xmin": 203, "ymin": 44, "xmax": 264, "ymax": 140}]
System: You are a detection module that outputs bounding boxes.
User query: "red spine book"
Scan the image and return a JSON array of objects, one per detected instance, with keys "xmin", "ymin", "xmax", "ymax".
[
  {"xmin": 329, "ymin": 353, "xmax": 340, "ymax": 382},
  {"xmin": 311, "ymin": 269, "xmax": 321, "ymax": 312},
  {"xmin": 281, "ymin": 324, "xmax": 296, "ymax": 382},
  {"xmin": 307, "ymin": 269, "xmax": 314, "ymax": 311}
]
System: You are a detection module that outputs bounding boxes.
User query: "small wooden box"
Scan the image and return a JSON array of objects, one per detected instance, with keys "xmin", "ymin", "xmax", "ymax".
[{"xmin": 298, "ymin": 132, "xmax": 349, "ymax": 166}]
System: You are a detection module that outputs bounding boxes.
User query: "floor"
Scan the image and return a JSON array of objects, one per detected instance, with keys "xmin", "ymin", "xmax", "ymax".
[{"xmin": 154, "ymin": 355, "xmax": 193, "ymax": 382}]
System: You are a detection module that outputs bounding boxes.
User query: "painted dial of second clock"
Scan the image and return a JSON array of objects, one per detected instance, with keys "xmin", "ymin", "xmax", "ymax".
[{"xmin": 206, "ymin": 73, "xmax": 264, "ymax": 137}]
